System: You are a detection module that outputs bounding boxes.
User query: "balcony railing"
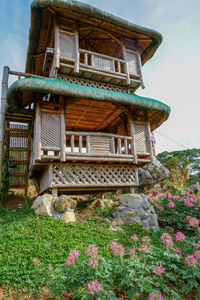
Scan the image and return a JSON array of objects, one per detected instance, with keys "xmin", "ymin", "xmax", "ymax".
[
  {"xmin": 43, "ymin": 46, "xmax": 144, "ymax": 87},
  {"xmin": 65, "ymin": 131, "xmax": 133, "ymax": 162}
]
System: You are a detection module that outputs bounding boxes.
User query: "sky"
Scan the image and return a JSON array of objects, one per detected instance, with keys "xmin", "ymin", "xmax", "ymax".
[{"xmin": 0, "ymin": 0, "xmax": 200, "ymax": 154}]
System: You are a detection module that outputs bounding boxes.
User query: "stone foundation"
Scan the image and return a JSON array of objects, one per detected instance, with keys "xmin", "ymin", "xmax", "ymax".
[{"xmin": 112, "ymin": 193, "xmax": 159, "ymax": 231}]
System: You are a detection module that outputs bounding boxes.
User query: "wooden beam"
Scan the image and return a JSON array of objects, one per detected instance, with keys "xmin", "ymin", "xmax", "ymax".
[
  {"xmin": 127, "ymin": 112, "xmax": 137, "ymax": 164},
  {"xmin": 60, "ymin": 97, "xmax": 66, "ymax": 162}
]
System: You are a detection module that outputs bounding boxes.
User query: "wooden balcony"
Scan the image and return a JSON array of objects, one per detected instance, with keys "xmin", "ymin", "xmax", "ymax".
[
  {"xmin": 38, "ymin": 131, "xmax": 151, "ymax": 165},
  {"xmin": 43, "ymin": 30, "xmax": 144, "ymax": 89}
]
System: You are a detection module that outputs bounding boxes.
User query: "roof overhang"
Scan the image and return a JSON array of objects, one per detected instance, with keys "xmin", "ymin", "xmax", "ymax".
[
  {"xmin": 26, "ymin": 0, "xmax": 163, "ymax": 74},
  {"xmin": 6, "ymin": 77, "xmax": 170, "ymax": 130}
]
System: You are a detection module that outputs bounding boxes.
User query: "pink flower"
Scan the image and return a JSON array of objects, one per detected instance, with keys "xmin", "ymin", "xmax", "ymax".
[
  {"xmin": 109, "ymin": 241, "xmax": 125, "ymax": 258},
  {"xmin": 138, "ymin": 243, "xmax": 152, "ymax": 253},
  {"xmin": 33, "ymin": 257, "xmax": 39, "ymax": 263},
  {"xmin": 141, "ymin": 236, "xmax": 151, "ymax": 244},
  {"xmin": 48, "ymin": 264, "xmax": 53, "ymax": 271},
  {"xmin": 152, "ymin": 265, "xmax": 165, "ymax": 276},
  {"xmin": 65, "ymin": 249, "xmax": 80, "ymax": 265},
  {"xmin": 87, "ymin": 244, "xmax": 99, "ymax": 268},
  {"xmin": 130, "ymin": 234, "xmax": 139, "ymax": 242},
  {"xmin": 154, "ymin": 203, "xmax": 164, "ymax": 211},
  {"xmin": 88, "ymin": 279, "xmax": 101, "ymax": 296},
  {"xmin": 188, "ymin": 217, "xmax": 199, "ymax": 228},
  {"xmin": 129, "ymin": 248, "xmax": 137, "ymax": 260},
  {"xmin": 148, "ymin": 290, "xmax": 163, "ymax": 300},
  {"xmin": 175, "ymin": 231, "xmax": 186, "ymax": 241},
  {"xmin": 192, "ymin": 242, "xmax": 200, "ymax": 249},
  {"xmin": 184, "ymin": 255, "xmax": 198, "ymax": 267},
  {"xmin": 174, "ymin": 211, "xmax": 179, "ymax": 215},
  {"xmin": 186, "ymin": 216, "xmax": 192, "ymax": 221},
  {"xmin": 173, "ymin": 247, "xmax": 182, "ymax": 256},
  {"xmin": 160, "ymin": 233, "xmax": 174, "ymax": 247},
  {"xmin": 194, "ymin": 250, "xmax": 200, "ymax": 260},
  {"xmin": 168, "ymin": 201, "xmax": 175, "ymax": 208}
]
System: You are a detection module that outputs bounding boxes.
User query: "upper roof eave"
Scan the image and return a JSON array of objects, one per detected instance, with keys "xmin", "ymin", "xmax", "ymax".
[{"xmin": 26, "ymin": 0, "xmax": 163, "ymax": 73}]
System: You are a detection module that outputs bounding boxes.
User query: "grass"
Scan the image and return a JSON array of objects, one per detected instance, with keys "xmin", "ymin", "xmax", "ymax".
[{"xmin": 0, "ymin": 196, "xmax": 200, "ymax": 299}]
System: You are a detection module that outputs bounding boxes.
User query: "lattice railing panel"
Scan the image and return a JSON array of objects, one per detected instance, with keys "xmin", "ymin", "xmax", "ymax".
[
  {"xmin": 52, "ymin": 165, "xmax": 137, "ymax": 187},
  {"xmin": 41, "ymin": 112, "xmax": 61, "ymax": 147},
  {"xmin": 58, "ymin": 75, "xmax": 129, "ymax": 93}
]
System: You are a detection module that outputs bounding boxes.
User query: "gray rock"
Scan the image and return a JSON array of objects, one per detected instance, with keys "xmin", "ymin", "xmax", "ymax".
[
  {"xmin": 138, "ymin": 158, "xmax": 170, "ymax": 186},
  {"xmin": 112, "ymin": 193, "xmax": 159, "ymax": 231},
  {"xmin": 54, "ymin": 195, "xmax": 77, "ymax": 212},
  {"xmin": 52, "ymin": 209, "xmax": 62, "ymax": 220},
  {"xmin": 120, "ymin": 193, "xmax": 144, "ymax": 209}
]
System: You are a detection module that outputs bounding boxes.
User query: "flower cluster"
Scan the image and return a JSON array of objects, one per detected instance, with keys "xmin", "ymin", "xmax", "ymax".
[
  {"xmin": 141, "ymin": 236, "xmax": 151, "ymax": 244},
  {"xmin": 87, "ymin": 244, "xmax": 99, "ymax": 269},
  {"xmin": 88, "ymin": 279, "xmax": 101, "ymax": 296},
  {"xmin": 186, "ymin": 216, "xmax": 200, "ymax": 233},
  {"xmin": 108, "ymin": 241, "xmax": 125, "ymax": 258},
  {"xmin": 184, "ymin": 254, "xmax": 198, "ymax": 267},
  {"xmin": 175, "ymin": 231, "xmax": 186, "ymax": 241},
  {"xmin": 160, "ymin": 233, "xmax": 174, "ymax": 248},
  {"xmin": 64, "ymin": 249, "xmax": 80, "ymax": 265},
  {"xmin": 129, "ymin": 248, "xmax": 137, "ymax": 260},
  {"xmin": 152, "ymin": 265, "xmax": 165, "ymax": 276},
  {"xmin": 148, "ymin": 290, "xmax": 163, "ymax": 300},
  {"xmin": 130, "ymin": 234, "xmax": 139, "ymax": 242}
]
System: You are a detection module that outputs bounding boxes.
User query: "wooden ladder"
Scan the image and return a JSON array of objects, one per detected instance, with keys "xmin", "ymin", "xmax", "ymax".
[{"xmin": 5, "ymin": 121, "xmax": 31, "ymax": 194}]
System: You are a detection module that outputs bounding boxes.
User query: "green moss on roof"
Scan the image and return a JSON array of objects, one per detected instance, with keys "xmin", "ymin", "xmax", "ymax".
[{"xmin": 7, "ymin": 77, "xmax": 170, "ymax": 117}]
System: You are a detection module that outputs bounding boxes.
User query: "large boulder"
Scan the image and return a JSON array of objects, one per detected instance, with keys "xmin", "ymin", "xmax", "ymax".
[
  {"xmin": 54, "ymin": 195, "xmax": 77, "ymax": 212},
  {"xmin": 138, "ymin": 158, "xmax": 170, "ymax": 186},
  {"xmin": 112, "ymin": 193, "xmax": 159, "ymax": 231},
  {"xmin": 31, "ymin": 194, "xmax": 54, "ymax": 217}
]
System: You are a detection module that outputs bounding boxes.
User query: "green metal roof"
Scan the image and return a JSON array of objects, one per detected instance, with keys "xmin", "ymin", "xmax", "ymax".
[
  {"xmin": 7, "ymin": 77, "xmax": 170, "ymax": 118},
  {"xmin": 26, "ymin": 0, "xmax": 163, "ymax": 73}
]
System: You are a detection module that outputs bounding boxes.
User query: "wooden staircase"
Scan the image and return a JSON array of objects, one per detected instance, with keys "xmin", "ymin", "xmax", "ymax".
[{"xmin": 5, "ymin": 117, "xmax": 32, "ymax": 194}]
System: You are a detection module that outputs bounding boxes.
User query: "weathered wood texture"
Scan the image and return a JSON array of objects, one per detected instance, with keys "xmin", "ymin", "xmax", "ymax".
[
  {"xmin": 0, "ymin": 66, "xmax": 9, "ymax": 190},
  {"xmin": 39, "ymin": 163, "xmax": 137, "ymax": 193}
]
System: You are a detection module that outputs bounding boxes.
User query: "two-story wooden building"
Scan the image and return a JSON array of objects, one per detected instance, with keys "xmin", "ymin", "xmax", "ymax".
[{"xmin": 0, "ymin": 0, "xmax": 170, "ymax": 196}]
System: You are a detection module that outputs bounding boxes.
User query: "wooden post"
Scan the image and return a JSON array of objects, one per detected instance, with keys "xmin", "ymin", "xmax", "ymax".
[
  {"xmin": 74, "ymin": 30, "xmax": 79, "ymax": 73},
  {"xmin": 136, "ymin": 51, "xmax": 145, "ymax": 89},
  {"xmin": 86, "ymin": 135, "xmax": 90, "ymax": 154},
  {"xmin": 111, "ymin": 137, "xmax": 115, "ymax": 154},
  {"xmin": 54, "ymin": 26, "xmax": 60, "ymax": 75},
  {"xmin": 34, "ymin": 101, "xmax": 41, "ymax": 162},
  {"xmin": 84, "ymin": 52, "xmax": 88, "ymax": 65},
  {"xmin": 71, "ymin": 135, "xmax": 74, "ymax": 152},
  {"xmin": 79, "ymin": 135, "xmax": 82, "ymax": 153},
  {"xmin": 60, "ymin": 97, "xmax": 66, "ymax": 162},
  {"xmin": 0, "ymin": 66, "xmax": 9, "ymax": 192},
  {"xmin": 124, "ymin": 139, "xmax": 128, "ymax": 154},
  {"xmin": 121, "ymin": 40, "xmax": 130, "ymax": 85},
  {"xmin": 127, "ymin": 112, "xmax": 137, "ymax": 164},
  {"xmin": 147, "ymin": 122, "xmax": 154, "ymax": 163},
  {"xmin": 117, "ymin": 138, "xmax": 122, "ymax": 154}
]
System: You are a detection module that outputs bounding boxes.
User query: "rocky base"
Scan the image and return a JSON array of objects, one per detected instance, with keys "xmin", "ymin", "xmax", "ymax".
[
  {"xmin": 31, "ymin": 194, "xmax": 77, "ymax": 223},
  {"xmin": 112, "ymin": 193, "xmax": 159, "ymax": 231}
]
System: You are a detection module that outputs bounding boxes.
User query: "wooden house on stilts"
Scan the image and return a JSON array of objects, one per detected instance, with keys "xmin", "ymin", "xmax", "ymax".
[{"xmin": 0, "ymin": 0, "xmax": 170, "ymax": 196}]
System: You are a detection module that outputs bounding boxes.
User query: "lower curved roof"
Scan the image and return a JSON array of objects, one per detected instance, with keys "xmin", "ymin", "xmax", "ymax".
[{"xmin": 6, "ymin": 77, "xmax": 170, "ymax": 129}]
